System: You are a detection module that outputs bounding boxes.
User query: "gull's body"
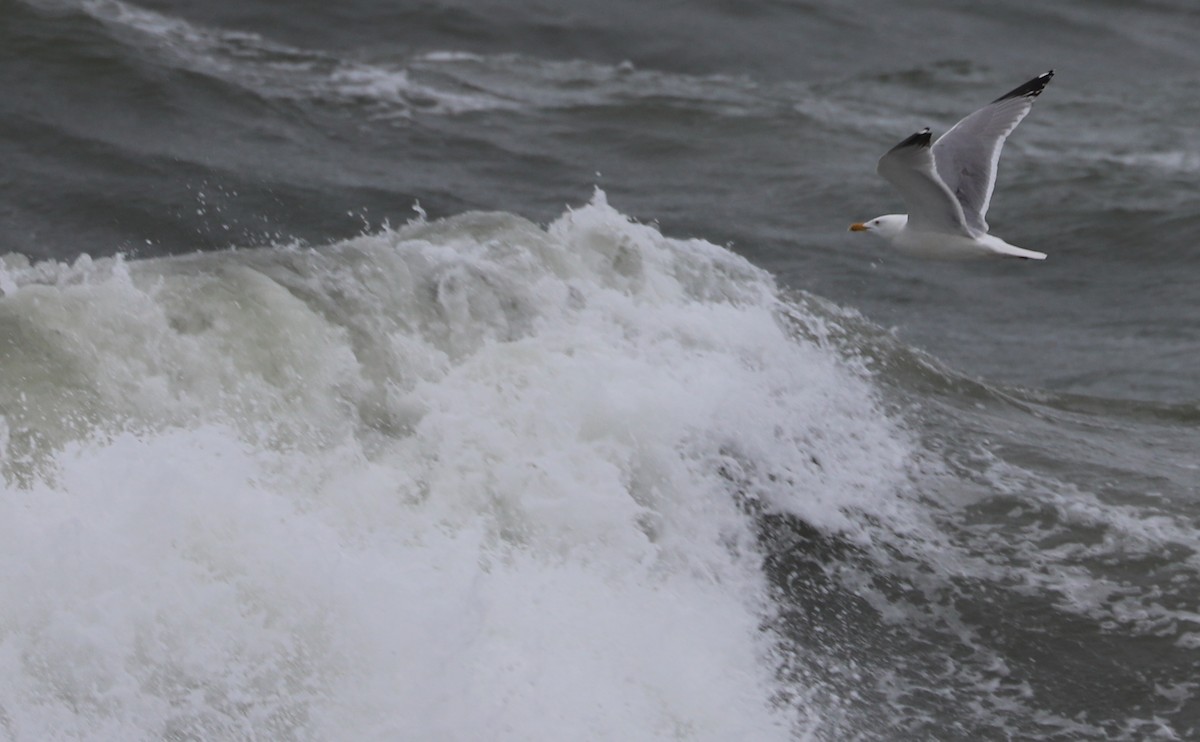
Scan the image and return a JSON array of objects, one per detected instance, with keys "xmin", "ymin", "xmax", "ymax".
[{"xmin": 851, "ymin": 71, "xmax": 1054, "ymax": 260}]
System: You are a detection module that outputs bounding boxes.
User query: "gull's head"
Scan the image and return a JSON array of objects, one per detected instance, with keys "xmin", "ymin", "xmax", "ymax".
[{"xmin": 849, "ymin": 214, "xmax": 907, "ymax": 239}]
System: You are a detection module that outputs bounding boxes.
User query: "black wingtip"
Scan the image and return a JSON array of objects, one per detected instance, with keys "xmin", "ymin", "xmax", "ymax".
[
  {"xmin": 888, "ymin": 127, "xmax": 933, "ymax": 152},
  {"xmin": 992, "ymin": 70, "xmax": 1054, "ymax": 103}
]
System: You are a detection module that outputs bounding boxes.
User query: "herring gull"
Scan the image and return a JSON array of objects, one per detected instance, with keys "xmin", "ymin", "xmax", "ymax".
[{"xmin": 850, "ymin": 70, "xmax": 1054, "ymax": 260}]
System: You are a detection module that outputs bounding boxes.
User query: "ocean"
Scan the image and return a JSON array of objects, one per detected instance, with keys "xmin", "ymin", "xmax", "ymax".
[{"xmin": 2, "ymin": 0, "xmax": 1199, "ymax": 739}]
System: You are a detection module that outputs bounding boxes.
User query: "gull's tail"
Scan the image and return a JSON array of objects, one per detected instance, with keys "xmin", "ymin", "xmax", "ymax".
[
  {"xmin": 979, "ymin": 234, "xmax": 1047, "ymax": 260},
  {"xmin": 993, "ymin": 243, "xmax": 1047, "ymax": 260}
]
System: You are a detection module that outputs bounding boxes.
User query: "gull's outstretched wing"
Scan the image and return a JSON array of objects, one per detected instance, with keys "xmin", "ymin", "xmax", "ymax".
[
  {"xmin": 932, "ymin": 70, "xmax": 1054, "ymax": 233},
  {"xmin": 877, "ymin": 128, "xmax": 972, "ymax": 236}
]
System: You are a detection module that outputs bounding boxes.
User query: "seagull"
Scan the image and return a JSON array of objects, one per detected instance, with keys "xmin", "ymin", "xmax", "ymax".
[{"xmin": 849, "ymin": 70, "xmax": 1054, "ymax": 260}]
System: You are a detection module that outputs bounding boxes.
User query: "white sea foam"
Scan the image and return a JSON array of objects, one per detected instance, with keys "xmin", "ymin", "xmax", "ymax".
[{"xmin": 0, "ymin": 193, "xmax": 915, "ymax": 739}]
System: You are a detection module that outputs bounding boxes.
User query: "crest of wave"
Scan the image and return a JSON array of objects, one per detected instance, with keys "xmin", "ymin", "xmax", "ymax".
[{"xmin": 0, "ymin": 192, "xmax": 913, "ymax": 740}]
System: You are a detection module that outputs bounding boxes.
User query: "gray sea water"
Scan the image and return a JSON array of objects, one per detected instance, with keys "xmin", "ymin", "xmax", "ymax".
[{"xmin": 2, "ymin": 0, "xmax": 1198, "ymax": 739}]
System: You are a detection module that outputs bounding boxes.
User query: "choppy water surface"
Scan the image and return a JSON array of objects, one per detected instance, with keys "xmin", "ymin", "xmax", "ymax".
[{"xmin": 2, "ymin": 0, "xmax": 1199, "ymax": 739}]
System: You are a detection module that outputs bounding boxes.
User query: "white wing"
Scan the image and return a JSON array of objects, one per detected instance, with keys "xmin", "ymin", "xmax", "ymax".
[
  {"xmin": 876, "ymin": 128, "xmax": 973, "ymax": 237},
  {"xmin": 932, "ymin": 70, "xmax": 1053, "ymax": 233}
]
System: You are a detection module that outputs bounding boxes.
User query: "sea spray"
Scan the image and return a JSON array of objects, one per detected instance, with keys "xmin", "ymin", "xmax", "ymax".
[{"xmin": 0, "ymin": 194, "xmax": 914, "ymax": 739}]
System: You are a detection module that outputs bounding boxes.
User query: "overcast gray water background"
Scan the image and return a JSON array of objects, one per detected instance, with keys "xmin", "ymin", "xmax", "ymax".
[{"xmin": 2, "ymin": 0, "xmax": 1199, "ymax": 739}]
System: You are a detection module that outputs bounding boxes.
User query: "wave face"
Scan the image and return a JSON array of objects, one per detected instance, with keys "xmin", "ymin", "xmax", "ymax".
[
  {"xmin": 5, "ymin": 0, "xmax": 1200, "ymax": 738},
  {"xmin": 0, "ymin": 195, "xmax": 914, "ymax": 740}
]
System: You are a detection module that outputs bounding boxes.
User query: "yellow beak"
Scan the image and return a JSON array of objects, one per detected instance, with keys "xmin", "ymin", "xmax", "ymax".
[{"xmin": 848, "ymin": 223, "xmax": 868, "ymax": 232}]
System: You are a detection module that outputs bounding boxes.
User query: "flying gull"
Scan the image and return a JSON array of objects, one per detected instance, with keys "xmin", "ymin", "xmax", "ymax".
[{"xmin": 850, "ymin": 70, "xmax": 1054, "ymax": 260}]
